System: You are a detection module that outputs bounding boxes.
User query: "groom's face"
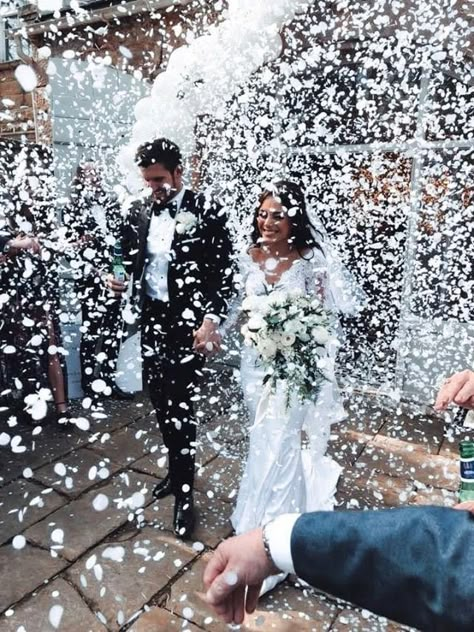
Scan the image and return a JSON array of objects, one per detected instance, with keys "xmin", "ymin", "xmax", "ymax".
[{"xmin": 141, "ymin": 163, "xmax": 183, "ymax": 204}]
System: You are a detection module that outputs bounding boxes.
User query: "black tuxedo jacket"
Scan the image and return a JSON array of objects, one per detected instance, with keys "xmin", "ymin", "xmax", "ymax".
[
  {"xmin": 120, "ymin": 189, "xmax": 235, "ymax": 327},
  {"xmin": 291, "ymin": 506, "xmax": 474, "ymax": 631}
]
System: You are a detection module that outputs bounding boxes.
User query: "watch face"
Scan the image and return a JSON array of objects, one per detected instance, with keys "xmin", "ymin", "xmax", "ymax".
[{"xmin": 3, "ymin": 243, "xmax": 11, "ymax": 254}]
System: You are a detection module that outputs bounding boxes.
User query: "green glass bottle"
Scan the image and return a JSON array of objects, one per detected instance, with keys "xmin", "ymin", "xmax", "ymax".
[
  {"xmin": 459, "ymin": 440, "xmax": 474, "ymax": 502},
  {"xmin": 112, "ymin": 240, "xmax": 126, "ymax": 283}
]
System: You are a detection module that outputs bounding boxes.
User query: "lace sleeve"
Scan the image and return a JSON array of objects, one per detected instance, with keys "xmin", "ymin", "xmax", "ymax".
[
  {"xmin": 306, "ymin": 245, "xmax": 366, "ymax": 315},
  {"xmin": 219, "ymin": 251, "xmax": 252, "ymax": 338},
  {"xmin": 303, "ymin": 250, "xmax": 328, "ymax": 304}
]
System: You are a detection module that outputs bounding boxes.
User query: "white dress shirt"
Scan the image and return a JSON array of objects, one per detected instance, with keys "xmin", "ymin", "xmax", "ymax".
[
  {"xmin": 266, "ymin": 513, "xmax": 300, "ymax": 573},
  {"xmin": 144, "ymin": 188, "xmax": 185, "ymax": 301},
  {"xmin": 144, "ymin": 187, "xmax": 220, "ymax": 324}
]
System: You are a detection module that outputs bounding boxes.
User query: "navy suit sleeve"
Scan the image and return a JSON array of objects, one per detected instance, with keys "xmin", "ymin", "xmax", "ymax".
[{"xmin": 291, "ymin": 506, "xmax": 474, "ymax": 631}]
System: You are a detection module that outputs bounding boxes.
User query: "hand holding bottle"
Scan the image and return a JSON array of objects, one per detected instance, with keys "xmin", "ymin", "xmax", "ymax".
[{"xmin": 106, "ymin": 240, "xmax": 128, "ymax": 298}]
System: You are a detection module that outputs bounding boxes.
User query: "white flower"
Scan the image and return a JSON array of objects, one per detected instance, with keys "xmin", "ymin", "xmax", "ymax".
[
  {"xmin": 257, "ymin": 338, "xmax": 277, "ymax": 360},
  {"xmin": 283, "ymin": 320, "xmax": 300, "ymax": 336},
  {"xmin": 281, "ymin": 332, "xmax": 296, "ymax": 347},
  {"xmin": 175, "ymin": 211, "xmax": 198, "ymax": 235},
  {"xmin": 267, "ymin": 290, "xmax": 286, "ymax": 307},
  {"xmin": 247, "ymin": 314, "xmax": 265, "ymax": 332},
  {"xmin": 311, "ymin": 326, "xmax": 330, "ymax": 345},
  {"xmin": 242, "ymin": 294, "xmax": 265, "ymax": 312}
]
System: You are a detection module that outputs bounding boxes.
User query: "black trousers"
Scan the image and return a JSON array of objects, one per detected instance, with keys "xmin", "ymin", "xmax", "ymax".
[{"xmin": 141, "ymin": 298, "xmax": 204, "ymax": 498}]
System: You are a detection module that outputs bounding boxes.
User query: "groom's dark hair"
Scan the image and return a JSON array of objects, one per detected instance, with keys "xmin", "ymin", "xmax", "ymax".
[{"xmin": 135, "ymin": 138, "xmax": 182, "ymax": 172}]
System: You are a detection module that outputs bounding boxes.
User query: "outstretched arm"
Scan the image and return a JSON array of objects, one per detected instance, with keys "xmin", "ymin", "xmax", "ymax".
[{"xmin": 205, "ymin": 507, "xmax": 474, "ymax": 630}]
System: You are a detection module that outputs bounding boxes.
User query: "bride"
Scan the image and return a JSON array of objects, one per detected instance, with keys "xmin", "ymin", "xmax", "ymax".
[{"xmin": 229, "ymin": 180, "xmax": 362, "ymax": 592}]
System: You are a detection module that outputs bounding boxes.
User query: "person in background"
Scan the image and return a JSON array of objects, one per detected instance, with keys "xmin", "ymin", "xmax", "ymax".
[
  {"xmin": 0, "ymin": 171, "xmax": 70, "ymax": 424},
  {"xmin": 64, "ymin": 162, "xmax": 132, "ymax": 400}
]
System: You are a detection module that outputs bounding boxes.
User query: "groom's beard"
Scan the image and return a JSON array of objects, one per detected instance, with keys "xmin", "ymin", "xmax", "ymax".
[{"xmin": 152, "ymin": 177, "xmax": 179, "ymax": 204}]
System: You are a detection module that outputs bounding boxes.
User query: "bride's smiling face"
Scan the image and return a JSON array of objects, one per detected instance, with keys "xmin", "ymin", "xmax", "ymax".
[{"xmin": 257, "ymin": 196, "xmax": 292, "ymax": 245}]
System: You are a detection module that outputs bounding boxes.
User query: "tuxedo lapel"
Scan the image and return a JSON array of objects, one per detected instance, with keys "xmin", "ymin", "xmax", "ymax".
[{"xmin": 169, "ymin": 190, "xmax": 199, "ymax": 256}]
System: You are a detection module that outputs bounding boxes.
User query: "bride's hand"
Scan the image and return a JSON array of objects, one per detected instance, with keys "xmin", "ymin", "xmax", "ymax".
[{"xmin": 193, "ymin": 319, "xmax": 222, "ymax": 356}]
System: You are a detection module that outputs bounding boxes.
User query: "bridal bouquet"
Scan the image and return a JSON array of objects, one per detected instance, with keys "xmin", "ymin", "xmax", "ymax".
[{"xmin": 241, "ymin": 290, "xmax": 333, "ymax": 405}]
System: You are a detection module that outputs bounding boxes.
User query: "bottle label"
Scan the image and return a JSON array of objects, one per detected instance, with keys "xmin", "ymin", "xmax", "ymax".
[{"xmin": 460, "ymin": 457, "xmax": 474, "ymax": 482}]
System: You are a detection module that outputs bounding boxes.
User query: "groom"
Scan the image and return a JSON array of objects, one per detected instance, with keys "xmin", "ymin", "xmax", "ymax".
[{"xmin": 108, "ymin": 138, "xmax": 235, "ymax": 538}]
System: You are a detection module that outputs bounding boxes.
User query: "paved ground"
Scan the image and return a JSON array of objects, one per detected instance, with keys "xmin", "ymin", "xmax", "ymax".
[{"xmin": 0, "ymin": 365, "xmax": 469, "ymax": 632}]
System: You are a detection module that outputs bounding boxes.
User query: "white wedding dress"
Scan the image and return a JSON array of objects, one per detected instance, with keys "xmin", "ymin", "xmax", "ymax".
[{"xmin": 231, "ymin": 249, "xmax": 346, "ymax": 540}]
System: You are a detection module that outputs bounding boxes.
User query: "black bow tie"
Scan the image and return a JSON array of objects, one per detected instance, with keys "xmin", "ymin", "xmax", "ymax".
[{"xmin": 152, "ymin": 201, "xmax": 178, "ymax": 219}]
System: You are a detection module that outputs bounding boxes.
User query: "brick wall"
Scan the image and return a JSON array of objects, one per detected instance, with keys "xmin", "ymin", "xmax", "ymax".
[
  {"xmin": 0, "ymin": 1, "xmax": 222, "ymax": 143},
  {"xmin": 0, "ymin": 61, "xmax": 36, "ymax": 141}
]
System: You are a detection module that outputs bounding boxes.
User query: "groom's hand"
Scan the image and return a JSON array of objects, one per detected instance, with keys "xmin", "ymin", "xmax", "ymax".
[{"xmin": 193, "ymin": 319, "xmax": 221, "ymax": 356}]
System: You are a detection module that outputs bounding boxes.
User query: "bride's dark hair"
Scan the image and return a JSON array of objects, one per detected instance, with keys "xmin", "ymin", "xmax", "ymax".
[{"xmin": 250, "ymin": 180, "xmax": 322, "ymax": 256}]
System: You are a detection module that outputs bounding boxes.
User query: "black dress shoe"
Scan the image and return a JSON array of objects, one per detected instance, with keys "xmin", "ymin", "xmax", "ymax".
[
  {"xmin": 152, "ymin": 476, "xmax": 173, "ymax": 500},
  {"xmin": 173, "ymin": 495, "xmax": 195, "ymax": 539},
  {"xmin": 111, "ymin": 385, "xmax": 135, "ymax": 401}
]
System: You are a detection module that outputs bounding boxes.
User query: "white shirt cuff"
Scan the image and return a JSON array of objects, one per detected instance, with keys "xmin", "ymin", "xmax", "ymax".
[
  {"xmin": 204, "ymin": 313, "xmax": 221, "ymax": 325},
  {"xmin": 265, "ymin": 513, "xmax": 300, "ymax": 574}
]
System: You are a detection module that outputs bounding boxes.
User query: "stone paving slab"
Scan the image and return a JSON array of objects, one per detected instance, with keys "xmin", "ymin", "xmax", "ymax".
[
  {"xmin": 127, "ymin": 414, "xmax": 165, "ymax": 440},
  {"xmin": 24, "ymin": 471, "xmax": 157, "ymax": 561},
  {"xmin": 88, "ymin": 425, "xmax": 156, "ymax": 466},
  {"xmin": 341, "ymin": 395, "xmax": 390, "ymax": 436},
  {"xmin": 1, "ymin": 389, "xmax": 468, "ymax": 631},
  {"xmin": 130, "ymin": 438, "xmax": 225, "ymax": 484},
  {"xmin": 0, "ymin": 425, "xmax": 88, "ymax": 487},
  {"xmin": 195, "ymin": 430, "xmax": 227, "ymax": 466},
  {"xmin": 326, "ymin": 430, "xmax": 372, "ymax": 467},
  {"xmin": 408, "ymin": 485, "xmax": 457, "ymax": 507},
  {"xmin": 0, "ymin": 576, "xmax": 107, "ymax": 632},
  {"xmin": 67, "ymin": 527, "xmax": 197, "ymax": 632},
  {"xmin": 144, "ymin": 490, "xmax": 233, "ymax": 548},
  {"xmin": 0, "ymin": 543, "xmax": 68, "ymax": 613},
  {"xmin": 78, "ymin": 394, "xmax": 152, "ymax": 433},
  {"xmin": 377, "ymin": 413, "xmax": 444, "ymax": 454},
  {"xmin": 0, "ymin": 479, "xmax": 66, "ymax": 546},
  {"xmin": 32, "ymin": 448, "xmax": 122, "ymax": 498},
  {"xmin": 204, "ymin": 410, "xmax": 248, "ymax": 445},
  {"xmin": 129, "ymin": 606, "xmax": 201, "ymax": 631},
  {"xmin": 330, "ymin": 608, "xmax": 412, "ymax": 631},
  {"xmin": 165, "ymin": 553, "xmax": 340, "ymax": 631},
  {"xmin": 195, "ymin": 454, "xmax": 242, "ymax": 503},
  {"xmin": 129, "ymin": 452, "xmax": 168, "ymax": 479},
  {"xmin": 357, "ymin": 436, "xmax": 458, "ymax": 491},
  {"xmin": 336, "ymin": 469, "xmax": 416, "ymax": 510}
]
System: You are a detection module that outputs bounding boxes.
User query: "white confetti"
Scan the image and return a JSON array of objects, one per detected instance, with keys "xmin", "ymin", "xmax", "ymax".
[
  {"xmin": 14, "ymin": 65, "xmax": 38, "ymax": 92},
  {"xmin": 54, "ymin": 463, "xmax": 67, "ymax": 477},
  {"xmin": 12, "ymin": 535, "xmax": 26, "ymax": 550},
  {"xmin": 92, "ymin": 494, "xmax": 109, "ymax": 511},
  {"xmin": 51, "ymin": 529, "xmax": 64, "ymax": 544},
  {"xmin": 48, "ymin": 604, "xmax": 64, "ymax": 629}
]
